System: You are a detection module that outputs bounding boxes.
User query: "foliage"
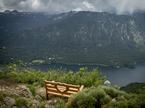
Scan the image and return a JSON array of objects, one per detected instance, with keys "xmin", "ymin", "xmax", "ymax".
[
  {"xmin": 39, "ymin": 102, "xmax": 45, "ymax": 108},
  {"xmin": 0, "ymin": 64, "xmax": 104, "ymax": 87},
  {"xmin": 66, "ymin": 86, "xmax": 145, "ymax": 108},
  {"xmin": 55, "ymin": 98, "xmax": 66, "ymax": 108},
  {"xmin": 66, "ymin": 87, "xmax": 111, "ymax": 108},
  {"xmin": 121, "ymin": 83, "xmax": 145, "ymax": 94},
  {"xmin": 1, "ymin": 11, "xmax": 145, "ymax": 66},
  {"xmin": 101, "ymin": 86, "xmax": 128, "ymax": 98},
  {"xmin": 1, "ymin": 64, "xmax": 145, "ymax": 107},
  {"xmin": 15, "ymin": 97, "xmax": 28, "ymax": 107},
  {"xmin": 27, "ymin": 85, "xmax": 36, "ymax": 96},
  {"xmin": 0, "ymin": 93, "xmax": 5, "ymax": 102}
]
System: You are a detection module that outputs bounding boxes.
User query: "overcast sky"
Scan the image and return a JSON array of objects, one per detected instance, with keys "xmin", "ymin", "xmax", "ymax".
[{"xmin": 0, "ymin": 0, "xmax": 145, "ymax": 14}]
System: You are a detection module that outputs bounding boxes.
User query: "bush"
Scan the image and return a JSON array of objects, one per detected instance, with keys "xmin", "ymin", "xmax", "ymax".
[
  {"xmin": 0, "ymin": 93, "xmax": 5, "ymax": 102},
  {"xmin": 67, "ymin": 87, "xmax": 111, "ymax": 108},
  {"xmin": 106, "ymin": 100, "xmax": 128, "ymax": 108},
  {"xmin": 27, "ymin": 85, "xmax": 36, "ymax": 96},
  {"xmin": 15, "ymin": 97, "xmax": 28, "ymax": 107},
  {"xmin": 121, "ymin": 83, "xmax": 145, "ymax": 94},
  {"xmin": 66, "ymin": 86, "xmax": 137, "ymax": 108},
  {"xmin": 136, "ymin": 94, "xmax": 145, "ymax": 108},
  {"xmin": 127, "ymin": 96, "xmax": 139, "ymax": 108},
  {"xmin": 39, "ymin": 102, "xmax": 45, "ymax": 108},
  {"xmin": 55, "ymin": 98, "xmax": 66, "ymax": 108},
  {"xmin": 1, "ymin": 64, "xmax": 145, "ymax": 107},
  {"xmin": 101, "ymin": 86, "xmax": 127, "ymax": 98},
  {"xmin": 1, "ymin": 65, "xmax": 104, "ymax": 87},
  {"xmin": 67, "ymin": 91, "xmax": 96, "ymax": 108}
]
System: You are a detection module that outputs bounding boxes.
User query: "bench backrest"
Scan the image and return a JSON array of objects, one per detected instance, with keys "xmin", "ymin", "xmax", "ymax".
[{"xmin": 45, "ymin": 80, "xmax": 84, "ymax": 99}]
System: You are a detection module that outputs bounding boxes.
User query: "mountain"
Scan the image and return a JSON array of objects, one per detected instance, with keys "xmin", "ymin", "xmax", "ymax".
[{"xmin": 0, "ymin": 11, "xmax": 145, "ymax": 66}]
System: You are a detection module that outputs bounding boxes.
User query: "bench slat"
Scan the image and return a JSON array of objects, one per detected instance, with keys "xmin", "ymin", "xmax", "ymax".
[
  {"xmin": 46, "ymin": 84, "xmax": 55, "ymax": 88},
  {"xmin": 68, "ymin": 88, "xmax": 79, "ymax": 92},
  {"xmin": 47, "ymin": 90, "xmax": 72, "ymax": 96},
  {"xmin": 47, "ymin": 91, "xmax": 71, "ymax": 98},
  {"xmin": 45, "ymin": 80, "xmax": 80, "ymax": 88},
  {"xmin": 47, "ymin": 87, "xmax": 78, "ymax": 93},
  {"xmin": 45, "ymin": 80, "xmax": 84, "ymax": 99}
]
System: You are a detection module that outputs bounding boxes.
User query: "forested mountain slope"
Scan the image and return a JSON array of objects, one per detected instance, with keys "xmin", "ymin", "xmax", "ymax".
[{"xmin": 0, "ymin": 11, "xmax": 145, "ymax": 66}]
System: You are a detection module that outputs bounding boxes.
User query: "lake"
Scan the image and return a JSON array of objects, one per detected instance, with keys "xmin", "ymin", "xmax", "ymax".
[{"xmin": 30, "ymin": 63, "xmax": 145, "ymax": 87}]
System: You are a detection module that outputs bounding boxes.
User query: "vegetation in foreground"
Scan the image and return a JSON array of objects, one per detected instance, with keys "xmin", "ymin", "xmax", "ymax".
[
  {"xmin": 0, "ymin": 63, "xmax": 104, "ymax": 87},
  {"xmin": 0, "ymin": 64, "xmax": 145, "ymax": 108},
  {"xmin": 67, "ymin": 86, "xmax": 145, "ymax": 108}
]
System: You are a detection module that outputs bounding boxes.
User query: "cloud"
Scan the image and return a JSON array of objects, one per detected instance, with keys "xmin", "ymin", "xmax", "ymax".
[
  {"xmin": 82, "ymin": 1, "xmax": 95, "ymax": 11},
  {"xmin": 73, "ymin": 8, "xmax": 82, "ymax": 12},
  {"xmin": 114, "ymin": 0, "xmax": 145, "ymax": 14},
  {"xmin": 0, "ymin": 0, "xmax": 145, "ymax": 14}
]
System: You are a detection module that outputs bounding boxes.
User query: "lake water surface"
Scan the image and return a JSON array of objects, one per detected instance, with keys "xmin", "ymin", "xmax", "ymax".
[{"xmin": 30, "ymin": 63, "xmax": 145, "ymax": 86}]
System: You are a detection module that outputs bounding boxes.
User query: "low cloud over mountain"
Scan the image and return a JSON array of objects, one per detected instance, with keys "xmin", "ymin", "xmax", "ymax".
[{"xmin": 0, "ymin": 0, "xmax": 145, "ymax": 14}]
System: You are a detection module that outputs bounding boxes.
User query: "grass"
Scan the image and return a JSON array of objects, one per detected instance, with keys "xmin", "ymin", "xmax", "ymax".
[
  {"xmin": 67, "ymin": 86, "xmax": 145, "ymax": 108},
  {"xmin": 66, "ymin": 87, "xmax": 111, "ymax": 108},
  {"xmin": 1, "ymin": 64, "xmax": 145, "ymax": 108},
  {"xmin": 55, "ymin": 98, "xmax": 66, "ymax": 108},
  {"xmin": 15, "ymin": 97, "xmax": 28, "ymax": 107},
  {"xmin": 0, "ymin": 64, "xmax": 104, "ymax": 87},
  {"xmin": 0, "ymin": 93, "xmax": 5, "ymax": 102},
  {"xmin": 27, "ymin": 85, "xmax": 36, "ymax": 96}
]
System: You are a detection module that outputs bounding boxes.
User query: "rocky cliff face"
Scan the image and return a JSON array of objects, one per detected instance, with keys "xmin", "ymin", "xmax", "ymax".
[{"xmin": 0, "ymin": 11, "xmax": 145, "ymax": 66}]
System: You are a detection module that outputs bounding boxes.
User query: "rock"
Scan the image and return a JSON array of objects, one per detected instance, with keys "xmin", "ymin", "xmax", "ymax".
[
  {"xmin": 12, "ymin": 106, "xmax": 17, "ymax": 108},
  {"xmin": 35, "ymin": 95, "xmax": 43, "ymax": 101},
  {"xmin": 104, "ymin": 80, "xmax": 111, "ymax": 86},
  {"xmin": 47, "ymin": 99, "xmax": 58, "ymax": 105},
  {"xmin": 112, "ymin": 98, "xmax": 116, "ymax": 102},
  {"xmin": 4, "ymin": 97, "xmax": 15, "ymax": 107},
  {"xmin": 47, "ymin": 100, "xmax": 55, "ymax": 105},
  {"xmin": 45, "ymin": 105, "xmax": 55, "ymax": 108},
  {"xmin": 53, "ymin": 99, "xmax": 57, "ymax": 103},
  {"xmin": 44, "ymin": 100, "xmax": 56, "ymax": 108},
  {"xmin": 0, "ymin": 104, "xmax": 7, "ymax": 108},
  {"xmin": 39, "ymin": 102, "xmax": 45, "ymax": 108},
  {"xmin": 17, "ymin": 106, "xmax": 26, "ymax": 108},
  {"xmin": 16, "ymin": 85, "xmax": 32, "ymax": 98},
  {"xmin": 31, "ymin": 100, "xmax": 40, "ymax": 108},
  {"xmin": 36, "ymin": 87, "xmax": 46, "ymax": 98}
]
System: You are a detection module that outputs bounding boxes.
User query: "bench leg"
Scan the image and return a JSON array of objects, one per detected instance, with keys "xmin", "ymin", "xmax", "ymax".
[{"xmin": 46, "ymin": 94, "xmax": 49, "ymax": 100}]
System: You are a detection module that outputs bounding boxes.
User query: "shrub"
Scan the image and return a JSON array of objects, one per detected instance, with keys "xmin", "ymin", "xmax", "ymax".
[
  {"xmin": 121, "ymin": 83, "xmax": 145, "ymax": 94},
  {"xmin": 0, "ymin": 93, "xmax": 5, "ymax": 102},
  {"xmin": 127, "ymin": 96, "xmax": 139, "ymax": 108},
  {"xmin": 136, "ymin": 94, "xmax": 145, "ymax": 108},
  {"xmin": 39, "ymin": 102, "xmax": 45, "ymax": 108},
  {"xmin": 101, "ymin": 86, "xmax": 127, "ymax": 98},
  {"xmin": 1, "ymin": 65, "xmax": 104, "ymax": 87},
  {"xmin": 67, "ymin": 91, "xmax": 96, "ymax": 108},
  {"xmin": 67, "ymin": 87, "xmax": 111, "ymax": 108},
  {"xmin": 55, "ymin": 98, "xmax": 66, "ymax": 108},
  {"xmin": 27, "ymin": 85, "xmax": 36, "ymax": 96},
  {"xmin": 106, "ymin": 100, "xmax": 128, "ymax": 108},
  {"xmin": 66, "ymin": 86, "xmax": 137, "ymax": 108},
  {"xmin": 15, "ymin": 97, "xmax": 28, "ymax": 107}
]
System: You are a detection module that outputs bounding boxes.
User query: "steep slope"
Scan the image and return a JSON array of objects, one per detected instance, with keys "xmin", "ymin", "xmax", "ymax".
[{"xmin": 0, "ymin": 11, "xmax": 145, "ymax": 66}]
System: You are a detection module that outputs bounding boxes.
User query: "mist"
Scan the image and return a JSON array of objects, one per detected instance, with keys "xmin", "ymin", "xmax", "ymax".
[{"xmin": 0, "ymin": 0, "xmax": 145, "ymax": 14}]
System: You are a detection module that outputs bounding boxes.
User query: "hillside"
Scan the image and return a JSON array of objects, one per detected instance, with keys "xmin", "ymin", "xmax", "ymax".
[
  {"xmin": 0, "ymin": 11, "xmax": 145, "ymax": 66},
  {"xmin": 0, "ymin": 64, "xmax": 145, "ymax": 108}
]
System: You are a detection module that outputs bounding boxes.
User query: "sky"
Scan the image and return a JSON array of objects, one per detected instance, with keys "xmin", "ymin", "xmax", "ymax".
[{"xmin": 0, "ymin": 0, "xmax": 145, "ymax": 14}]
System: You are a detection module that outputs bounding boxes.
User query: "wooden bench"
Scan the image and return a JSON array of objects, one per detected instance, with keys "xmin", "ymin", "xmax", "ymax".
[{"xmin": 44, "ymin": 80, "xmax": 84, "ymax": 99}]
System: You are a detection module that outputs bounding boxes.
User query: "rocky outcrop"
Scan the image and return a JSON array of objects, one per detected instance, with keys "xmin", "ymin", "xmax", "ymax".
[
  {"xmin": 35, "ymin": 87, "xmax": 46, "ymax": 99},
  {"xmin": 15, "ymin": 85, "xmax": 33, "ymax": 98},
  {"xmin": 0, "ymin": 83, "xmax": 58, "ymax": 108},
  {"xmin": 4, "ymin": 97, "xmax": 16, "ymax": 108}
]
